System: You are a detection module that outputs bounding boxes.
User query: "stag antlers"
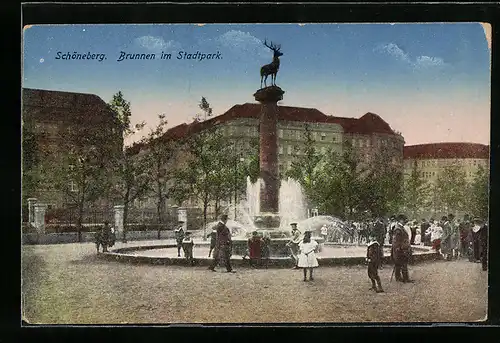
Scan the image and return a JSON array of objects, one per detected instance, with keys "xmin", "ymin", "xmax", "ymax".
[{"xmin": 263, "ymin": 39, "xmax": 281, "ymax": 52}]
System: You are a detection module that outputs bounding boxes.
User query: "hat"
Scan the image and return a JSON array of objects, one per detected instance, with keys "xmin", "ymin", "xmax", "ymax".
[
  {"xmin": 367, "ymin": 240, "xmax": 379, "ymax": 247},
  {"xmin": 290, "ymin": 222, "xmax": 298, "ymax": 226},
  {"xmin": 220, "ymin": 214, "xmax": 229, "ymax": 220},
  {"xmin": 185, "ymin": 231, "xmax": 191, "ymax": 235},
  {"xmin": 178, "ymin": 220, "xmax": 185, "ymax": 224}
]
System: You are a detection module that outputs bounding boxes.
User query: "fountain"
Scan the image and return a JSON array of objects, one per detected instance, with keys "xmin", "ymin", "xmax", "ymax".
[{"xmin": 101, "ymin": 62, "xmax": 436, "ymax": 267}]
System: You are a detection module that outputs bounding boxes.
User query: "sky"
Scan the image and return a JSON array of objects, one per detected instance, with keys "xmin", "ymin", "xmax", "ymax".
[{"xmin": 22, "ymin": 23, "xmax": 491, "ymax": 146}]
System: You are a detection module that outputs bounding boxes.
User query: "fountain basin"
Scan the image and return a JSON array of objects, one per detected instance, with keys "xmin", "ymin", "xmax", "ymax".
[
  {"xmin": 100, "ymin": 242, "xmax": 436, "ymax": 268},
  {"xmin": 231, "ymin": 236, "xmax": 325, "ymax": 257}
]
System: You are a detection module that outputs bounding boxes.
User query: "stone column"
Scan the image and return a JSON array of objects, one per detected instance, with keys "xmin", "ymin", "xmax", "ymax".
[
  {"xmin": 33, "ymin": 203, "xmax": 47, "ymax": 234},
  {"xmin": 253, "ymin": 86, "xmax": 284, "ymax": 221},
  {"xmin": 114, "ymin": 205, "xmax": 125, "ymax": 241},
  {"xmin": 27, "ymin": 198, "xmax": 37, "ymax": 225}
]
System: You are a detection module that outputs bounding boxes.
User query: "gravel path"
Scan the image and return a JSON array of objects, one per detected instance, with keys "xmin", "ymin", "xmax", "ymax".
[{"xmin": 21, "ymin": 242, "xmax": 487, "ymax": 324}]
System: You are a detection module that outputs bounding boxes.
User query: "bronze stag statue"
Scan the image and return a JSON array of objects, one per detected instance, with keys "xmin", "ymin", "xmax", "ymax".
[{"xmin": 260, "ymin": 40, "xmax": 283, "ymax": 88}]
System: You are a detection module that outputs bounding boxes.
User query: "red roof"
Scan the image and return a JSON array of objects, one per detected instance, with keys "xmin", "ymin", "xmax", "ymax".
[
  {"xmin": 168, "ymin": 102, "xmax": 396, "ymax": 137},
  {"xmin": 404, "ymin": 143, "xmax": 489, "ymax": 160},
  {"xmin": 128, "ymin": 103, "xmax": 398, "ymax": 154}
]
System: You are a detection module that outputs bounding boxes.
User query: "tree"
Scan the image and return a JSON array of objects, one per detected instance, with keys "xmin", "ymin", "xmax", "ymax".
[
  {"xmin": 108, "ymin": 91, "xmax": 149, "ymax": 242},
  {"xmin": 307, "ymin": 148, "xmax": 347, "ymax": 217},
  {"xmin": 363, "ymin": 149, "xmax": 404, "ymax": 217},
  {"xmin": 301, "ymin": 143, "xmax": 368, "ymax": 219},
  {"xmin": 41, "ymin": 141, "xmax": 110, "ymax": 242},
  {"xmin": 468, "ymin": 164, "xmax": 489, "ymax": 220},
  {"xmin": 402, "ymin": 161, "xmax": 432, "ymax": 218},
  {"xmin": 193, "ymin": 96, "xmax": 213, "ymax": 122},
  {"xmin": 435, "ymin": 162, "xmax": 468, "ymax": 215},
  {"xmin": 143, "ymin": 114, "xmax": 179, "ymax": 228},
  {"xmin": 21, "ymin": 121, "xmax": 40, "ymax": 220},
  {"xmin": 171, "ymin": 97, "xmax": 246, "ymax": 236},
  {"xmin": 176, "ymin": 124, "xmax": 231, "ymax": 235},
  {"xmin": 286, "ymin": 124, "xmax": 323, "ymax": 208}
]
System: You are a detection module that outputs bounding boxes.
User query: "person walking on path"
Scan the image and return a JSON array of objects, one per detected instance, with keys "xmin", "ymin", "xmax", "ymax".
[
  {"xmin": 297, "ymin": 231, "xmax": 319, "ymax": 282},
  {"xmin": 208, "ymin": 214, "xmax": 236, "ymax": 273},
  {"xmin": 366, "ymin": 237, "xmax": 384, "ymax": 293}
]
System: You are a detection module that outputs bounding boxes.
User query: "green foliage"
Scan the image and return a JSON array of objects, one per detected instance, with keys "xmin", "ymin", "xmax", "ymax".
[
  {"xmin": 403, "ymin": 161, "xmax": 432, "ymax": 217},
  {"xmin": 285, "ymin": 124, "xmax": 323, "ymax": 206},
  {"xmin": 22, "ymin": 121, "xmax": 40, "ymax": 202},
  {"xmin": 435, "ymin": 162, "xmax": 468, "ymax": 214},
  {"xmin": 358, "ymin": 148, "xmax": 403, "ymax": 217},
  {"xmin": 468, "ymin": 164, "xmax": 489, "ymax": 220},
  {"xmin": 109, "ymin": 91, "xmax": 132, "ymax": 134},
  {"xmin": 142, "ymin": 113, "xmax": 179, "ymax": 223},
  {"xmin": 285, "ymin": 137, "xmax": 404, "ymax": 220}
]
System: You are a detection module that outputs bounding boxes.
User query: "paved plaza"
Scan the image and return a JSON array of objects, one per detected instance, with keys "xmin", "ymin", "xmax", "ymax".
[{"xmin": 22, "ymin": 241, "xmax": 487, "ymax": 324}]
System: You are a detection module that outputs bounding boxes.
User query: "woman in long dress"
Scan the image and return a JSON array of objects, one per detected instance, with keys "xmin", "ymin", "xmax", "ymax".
[{"xmin": 297, "ymin": 231, "xmax": 319, "ymax": 282}]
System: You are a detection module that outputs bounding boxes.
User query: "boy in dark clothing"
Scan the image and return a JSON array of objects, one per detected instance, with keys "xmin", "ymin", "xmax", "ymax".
[
  {"xmin": 366, "ymin": 238, "xmax": 384, "ymax": 293},
  {"xmin": 181, "ymin": 232, "xmax": 195, "ymax": 265}
]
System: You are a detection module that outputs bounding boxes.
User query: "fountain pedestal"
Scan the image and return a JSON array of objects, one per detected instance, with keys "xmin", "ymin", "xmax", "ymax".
[{"xmin": 253, "ymin": 86, "xmax": 284, "ymax": 229}]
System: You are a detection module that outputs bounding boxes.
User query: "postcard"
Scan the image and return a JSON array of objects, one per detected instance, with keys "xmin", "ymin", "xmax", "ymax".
[{"xmin": 21, "ymin": 22, "xmax": 490, "ymax": 324}]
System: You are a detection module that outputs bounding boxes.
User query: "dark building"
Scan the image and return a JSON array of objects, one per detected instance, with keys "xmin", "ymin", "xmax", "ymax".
[{"xmin": 22, "ymin": 88, "xmax": 123, "ymax": 210}]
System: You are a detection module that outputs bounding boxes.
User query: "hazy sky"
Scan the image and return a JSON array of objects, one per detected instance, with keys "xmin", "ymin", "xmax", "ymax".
[{"xmin": 22, "ymin": 23, "xmax": 491, "ymax": 146}]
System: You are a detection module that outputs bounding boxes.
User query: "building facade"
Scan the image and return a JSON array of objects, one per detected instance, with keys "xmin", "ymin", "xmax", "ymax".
[
  {"xmin": 403, "ymin": 142, "xmax": 490, "ymax": 217},
  {"xmin": 22, "ymin": 88, "xmax": 123, "ymax": 209},
  {"xmin": 403, "ymin": 142, "xmax": 489, "ymax": 183},
  {"xmin": 132, "ymin": 103, "xmax": 405, "ymax": 214}
]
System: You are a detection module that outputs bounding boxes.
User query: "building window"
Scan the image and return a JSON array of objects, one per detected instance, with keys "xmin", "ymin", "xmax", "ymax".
[
  {"xmin": 279, "ymin": 146, "xmax": 283, "ymax": 155},
  {"xmin": 287, "ymin": 145, "xmax": 292, "ymax": 155},
  {"xmin": 279, "ymin": 129, "xmax": 283, "ymax": 138},
  {"xmin": 312, "ymin": 132, "xmax": 318, "ymax": 140},
  {"xmin": 321, "ymin": 133, "xmax": 326, "ymax": 141},
  {"xmin": 332, "ymin": 135, "xmax": 336, "ymax": 142}
]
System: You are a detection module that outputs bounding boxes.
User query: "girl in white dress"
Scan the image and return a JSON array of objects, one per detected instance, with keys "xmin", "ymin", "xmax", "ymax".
[{"xmin": 297, "ymin": 231, "xmax": 319, "ymax": 281}]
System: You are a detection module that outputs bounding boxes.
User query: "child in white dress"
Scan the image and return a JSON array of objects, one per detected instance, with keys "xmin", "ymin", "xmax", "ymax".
[{"xmin": 298, "ymin": 231, "xmax": 319, "ymax": 281}]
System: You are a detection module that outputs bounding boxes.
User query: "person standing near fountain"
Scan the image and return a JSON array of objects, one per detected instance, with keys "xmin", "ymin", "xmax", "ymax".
[
  {"xmin": 391, "ymin": 216, "xmax": 414, "ymax": 283},
  {"xmin": 181, "ymin": 232, "xmax": 195, "ymax": 266},
  {"xmin": 207, "ymin": 227, "xmax": 217, "ymax": 257},
  {"xmin": 297, "ymin": 231, "xmax": 319, "ymax": 282},
  {"xmin": 373, "ymin": 218, "xmax": 386, "ymax": 263},
  {"xmin": 208, "ymin": 214, "xmax": 236, "ymax": 273},
  {"xmin": 286, "ymin": 223, "xmax": 301, "ymax": 269},
  {"xmin": 261, "ymin": 231, "xmax": 271, "ymax": 269},
  {"xmin": 174, "ymin": 221, "xmax": 185, "ymax": 258},
  {"xmin": 320, "ymin": 225, "xmax": 328, "ymax": 243},
  {"xmin": 247, "ymin": 231, "xmax": 263, "ymax": 268}
]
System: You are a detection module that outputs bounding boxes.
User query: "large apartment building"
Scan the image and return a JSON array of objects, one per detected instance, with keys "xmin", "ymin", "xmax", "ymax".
[
  {"xmin": 403, "ymin": 142, "xmax": 489, "ymax": 183},
  {"xmin": 189, "ymin": 103, "xmax": 405, "ymax": 172},
  {"xmin": 22, "ymin": 88, "xmax": 123, "ymax": 209},
  {"xmin": 403, "ymin": 142, "xmax": 490, "ymax": 217},
  {"xmin": 132, "ymin": 102, "xmax": 404, "ymax": 210}
]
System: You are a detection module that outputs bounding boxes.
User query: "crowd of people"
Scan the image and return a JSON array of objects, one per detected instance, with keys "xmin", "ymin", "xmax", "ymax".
[
  {"xmin": 96, "ymin": 212, "xmax": 488, "ymax": 288},
  {"xmin": 320, "ymin": 214, "xmax": 488, "ymax": 270}
]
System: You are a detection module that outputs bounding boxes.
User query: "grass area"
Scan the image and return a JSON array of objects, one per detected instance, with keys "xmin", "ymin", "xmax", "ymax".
[{"xmin": 21, "ymin": 243, "xmax": 487, "ymax": 324}]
